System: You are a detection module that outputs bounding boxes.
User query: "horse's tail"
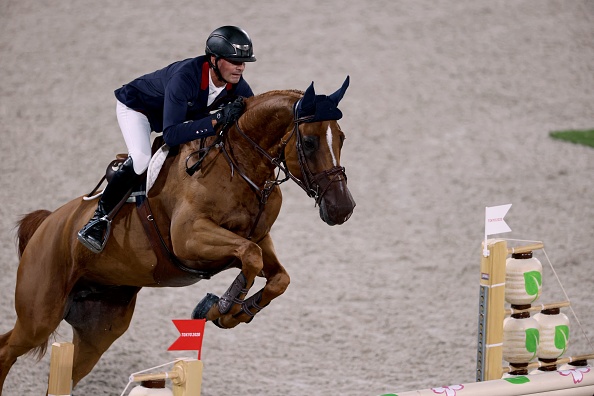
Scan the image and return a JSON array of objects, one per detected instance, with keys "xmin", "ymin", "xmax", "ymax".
[
  {"xmin": 15, "ymin": 210, "xmax": 53, "ymax": 361},
  {"xmin": 16, "ymin": 209, "xmax": 52, "ymax": 258}
]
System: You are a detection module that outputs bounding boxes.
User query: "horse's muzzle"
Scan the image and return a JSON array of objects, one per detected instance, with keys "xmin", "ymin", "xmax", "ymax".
[{"xmin": 318, "ymin": 185, "xmax": 356, "ymax": 226}]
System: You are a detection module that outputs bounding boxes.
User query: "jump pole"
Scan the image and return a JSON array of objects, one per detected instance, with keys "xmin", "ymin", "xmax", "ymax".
[{"xmin": 391, "ymin": 368, "xmax": 594, "ymax": 396}]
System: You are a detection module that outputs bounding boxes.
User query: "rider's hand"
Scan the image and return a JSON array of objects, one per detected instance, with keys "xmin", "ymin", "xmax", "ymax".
[{"xmin": 212, "ymin": 97, "xmax": 244, "ymax": 130}]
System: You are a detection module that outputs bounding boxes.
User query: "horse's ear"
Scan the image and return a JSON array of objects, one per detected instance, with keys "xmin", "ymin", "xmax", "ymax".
[
  {"xmin": 300, "ymin": 81, "xmax": 316, "ymax": 114},
  {"xmin": 328, "ymin": 75, "xmax": 350, "ymax": 105}
]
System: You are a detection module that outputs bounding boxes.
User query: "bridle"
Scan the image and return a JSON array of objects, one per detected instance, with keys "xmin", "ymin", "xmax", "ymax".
[
  {"xmin": 184, "ymin": 98, "xmax": 348, "ymax": 239},
  {"xmin": 290, "ymin": 100, "xmax": 348, "ymax": 203}
]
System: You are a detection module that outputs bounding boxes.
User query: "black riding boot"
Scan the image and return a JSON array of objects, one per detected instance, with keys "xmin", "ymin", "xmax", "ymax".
[{"xmin": 77, "ymin": 156, "xmax": 140, "ymax": 253}]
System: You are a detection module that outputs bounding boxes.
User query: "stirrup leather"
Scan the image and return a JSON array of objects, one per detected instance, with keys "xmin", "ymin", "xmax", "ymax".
[{"xmin": 77, "ymin": 216, "xmax": 112, "ymax": 254}]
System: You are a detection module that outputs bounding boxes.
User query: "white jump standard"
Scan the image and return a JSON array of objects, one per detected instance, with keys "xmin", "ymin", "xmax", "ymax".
[{"xmin": 380, "ymin": 238, "xmax": 593, "ymax": 396}]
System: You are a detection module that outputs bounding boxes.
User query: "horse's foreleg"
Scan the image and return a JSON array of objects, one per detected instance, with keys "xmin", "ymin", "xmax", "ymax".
[
  {"xmin": 182, "ymin": 223, "xmax": 265, "ymax": 329},
  {"xmin": 64, "ymin": 285, "xmax": 140, "ymax": 388},
  {"xmin": 200, "ymin": 233, "xmax": 290, "ymax": 329},
  {"xmin": 205, "ymin": 241, "xmax": 264, "ymax": 328},
  {"xmin": 226, "ymin": 233, "xmax": 290, "ymax": 325}
]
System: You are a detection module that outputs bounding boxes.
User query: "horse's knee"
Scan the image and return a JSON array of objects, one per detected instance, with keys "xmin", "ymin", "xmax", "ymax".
[{"xmin": 236, "ymin": 243, "xmax": 264, "ymax": 277}]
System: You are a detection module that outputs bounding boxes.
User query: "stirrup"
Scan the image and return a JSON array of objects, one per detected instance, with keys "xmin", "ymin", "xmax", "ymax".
[{"xmin": 77, "ymin": 217, "xmax": 112, "ymax": 254}]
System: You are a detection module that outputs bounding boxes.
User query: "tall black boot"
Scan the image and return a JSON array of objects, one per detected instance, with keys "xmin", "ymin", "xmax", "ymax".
[{"xmin": 77, "ymin": 156, "xmax": 140, "ymax": 253}]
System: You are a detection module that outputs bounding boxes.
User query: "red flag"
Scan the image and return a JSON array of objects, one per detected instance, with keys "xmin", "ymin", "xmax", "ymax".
[{"xmin": 168, "ymin": 319, "xmax": 206, "ymax": 359}]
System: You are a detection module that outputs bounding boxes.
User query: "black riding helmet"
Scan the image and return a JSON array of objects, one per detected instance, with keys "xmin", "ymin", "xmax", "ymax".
[
  {"xmin": 205, "ymin": 25, "xmax": 256, "ymax": 62},
  {"xmin": 206, "ymin": 25, "xmax": 256, "ymax": 64},
  {"xmin": 205, "ymin": 26, "xmax": 256, "ymax": 84}
]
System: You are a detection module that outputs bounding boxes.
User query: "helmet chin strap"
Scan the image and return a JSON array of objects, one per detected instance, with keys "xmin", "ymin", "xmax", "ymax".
[{"xmin": 208, "ymin": 56, "xmax": 228, "ymax": 85}]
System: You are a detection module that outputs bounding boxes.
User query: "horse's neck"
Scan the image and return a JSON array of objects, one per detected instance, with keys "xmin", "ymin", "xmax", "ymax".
[{"xmin": 237, "ymin": 93, "xmax": 297, "ymax": 156}]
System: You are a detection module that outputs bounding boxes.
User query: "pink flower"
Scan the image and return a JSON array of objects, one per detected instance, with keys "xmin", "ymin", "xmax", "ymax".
[
  {"xmin": 559, "ymin": 367, "xmax": 590, "ymax": 384},
  {"xmin": 431, "ymin": 384, "xmax": 464, "ymax": 396}
]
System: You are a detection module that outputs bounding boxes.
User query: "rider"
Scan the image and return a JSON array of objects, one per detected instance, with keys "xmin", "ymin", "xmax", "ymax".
[{"xmin": 78, "ymin": 25, "xmax": 257, "ymax": 253}]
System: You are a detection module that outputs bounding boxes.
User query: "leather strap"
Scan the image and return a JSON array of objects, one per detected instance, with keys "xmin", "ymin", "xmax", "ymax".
[{"xmin": 136, "ymin": 195, "xmax": 218, "ymax": 285}]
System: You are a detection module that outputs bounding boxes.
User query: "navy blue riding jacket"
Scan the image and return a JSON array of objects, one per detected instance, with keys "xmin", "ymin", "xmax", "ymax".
[{"xmin": 114, "ymin": 55, "xmax": 254, "ymax": 147}]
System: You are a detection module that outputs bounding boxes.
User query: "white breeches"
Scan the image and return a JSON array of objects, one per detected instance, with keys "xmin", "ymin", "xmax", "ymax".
[{"xmin": 116, "ymin": 100, "xmax": 152, "ymax": 175}]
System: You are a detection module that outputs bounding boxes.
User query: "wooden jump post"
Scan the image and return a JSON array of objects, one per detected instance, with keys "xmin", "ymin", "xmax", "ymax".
[
  {"xmin": 48, "ymin": 342, "xmax": 74, "ymax": 396},
  {"xmin": 130, "ymin": 359, "xmax": 203, "ymax": 396},
  {"xmin": 47, "ymin": 341, "xmax": 203, "ymax": 395},
  {"xmin": 476, "ymin": 238, "xmax": 594, "ymax": 379},
  {"xmin": 477, "ymin": 239, "xmax": 549, "ymax": 381}
]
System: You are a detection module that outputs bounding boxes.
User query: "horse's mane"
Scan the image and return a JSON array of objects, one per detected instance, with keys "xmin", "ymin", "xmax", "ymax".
[
  {"xmin": 249, "ymin": 89, "xmax": 303, "ymax": 103},
  {"xmin": 240, "ymin": 89, "xmax": 304, "ymax": 132},
  {"xmin": 258, "ymin": 89, "xmax": 304, "ymax": 96}
]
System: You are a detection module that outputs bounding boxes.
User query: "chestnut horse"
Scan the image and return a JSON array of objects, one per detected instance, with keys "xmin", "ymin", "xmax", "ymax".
[{"xmin": 0, "ymin": 77, "xmax": 355, "ymax": 392}]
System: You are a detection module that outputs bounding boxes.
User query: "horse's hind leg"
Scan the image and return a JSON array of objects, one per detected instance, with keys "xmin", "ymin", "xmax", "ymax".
[
  {"xmin": 0, "ymin": 255, "xmax": 72, "ymax": 394},
  {"xmin": 64, "ymin": 285, "xmax": 140, "ymax": 388},
  {"xmin": 0, "ymin": 316, "xmax": 64, "ymax": 393},
  {"xmin": 0, "ymin": 330, "xmax": 16, "ymax": 393}
]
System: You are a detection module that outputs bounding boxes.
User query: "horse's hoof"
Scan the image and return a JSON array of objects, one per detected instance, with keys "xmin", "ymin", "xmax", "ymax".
[
  {"xmin": 191, "ymin": 293, "xmax": 219, "ymax": 319},
  {"xmin": 212, "ymin": 318, "xmax": 229, "ymax": 329}
]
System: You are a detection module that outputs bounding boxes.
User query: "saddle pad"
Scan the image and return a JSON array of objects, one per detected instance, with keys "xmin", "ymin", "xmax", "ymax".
[{"xmin": 146, "ymin": 144, "xmax": 170, "ymax": 193}]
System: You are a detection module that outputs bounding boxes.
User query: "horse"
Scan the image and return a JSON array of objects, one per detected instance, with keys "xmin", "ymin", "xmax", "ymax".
[{"xmin": 0, "ymin": 76, "xmax": 355, "ymax": 393}]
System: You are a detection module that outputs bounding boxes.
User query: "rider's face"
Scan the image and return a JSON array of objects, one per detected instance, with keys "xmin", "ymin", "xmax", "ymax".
[{"xmin": 213, "ymin": 57, "xmax": 246, "ymax": 85}]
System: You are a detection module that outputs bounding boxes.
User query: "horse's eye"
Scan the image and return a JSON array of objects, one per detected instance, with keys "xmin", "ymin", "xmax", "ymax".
[{"xmin": 302, "ymin": 136, "xmax": 317, "ymax": 152}]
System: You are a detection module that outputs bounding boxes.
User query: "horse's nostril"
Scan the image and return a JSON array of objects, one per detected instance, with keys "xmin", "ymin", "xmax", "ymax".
[{"xmin": 343, "ymin": 212, "xmax": 352, "ymax": 223}]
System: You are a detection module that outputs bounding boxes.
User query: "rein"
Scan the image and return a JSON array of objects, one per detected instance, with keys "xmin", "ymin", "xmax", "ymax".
[{"xmin": 216, "ymin": 122, "xmax": 291, "ymax": 240}]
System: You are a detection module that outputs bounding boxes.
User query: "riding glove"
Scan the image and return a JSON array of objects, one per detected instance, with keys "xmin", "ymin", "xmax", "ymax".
[{"xmin": 212, "ymin": 97, "xmax": 244, "ymax": 131}]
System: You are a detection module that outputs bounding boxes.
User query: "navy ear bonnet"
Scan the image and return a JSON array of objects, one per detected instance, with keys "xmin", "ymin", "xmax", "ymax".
[{"xmin": 296, "ymin": 76, "xmax": 349, "ymax": 122}]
